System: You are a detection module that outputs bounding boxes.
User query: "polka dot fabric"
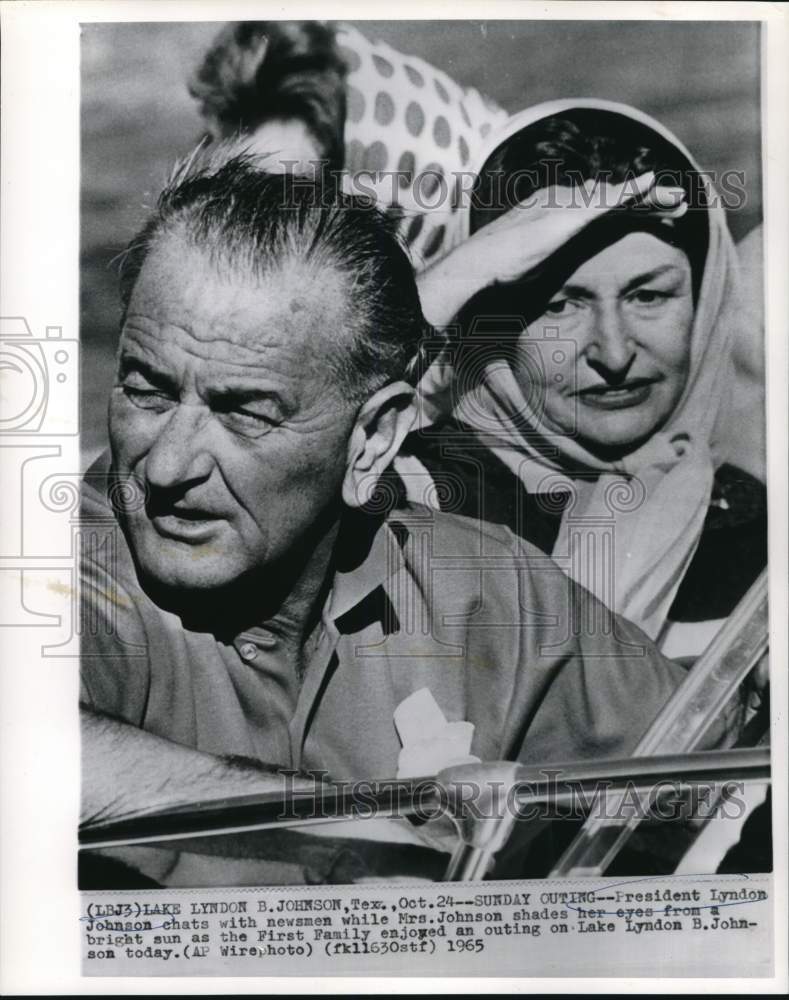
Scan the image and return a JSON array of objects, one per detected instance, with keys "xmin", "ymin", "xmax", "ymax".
[{"xmin": 336, "ymin": 23, "xmax": 506, "ymax": 272}]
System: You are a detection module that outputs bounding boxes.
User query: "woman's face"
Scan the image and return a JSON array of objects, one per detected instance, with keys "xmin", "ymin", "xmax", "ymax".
[{"xmin": 515, "ymin": 231, "xmax": 694, "ymax": 458}]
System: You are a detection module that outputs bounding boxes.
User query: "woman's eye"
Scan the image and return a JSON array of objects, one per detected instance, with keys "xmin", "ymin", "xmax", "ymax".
[
  {"xmin": 630, "ymin": 289, "xmax": 670, "ymax": 306},
  {"xmin": 544, "ymin": 298, "xmax": 571, "ymax": 316}
]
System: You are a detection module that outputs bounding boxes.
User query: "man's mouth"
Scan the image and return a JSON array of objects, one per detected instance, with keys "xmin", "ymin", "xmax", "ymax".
[
  {"xmin": 150, "ymin": 507, "xmax": 225, "ymax": 542},
  {"xmin": 575, "ymin": 377, "xmax": 659, "ymax": 410}
]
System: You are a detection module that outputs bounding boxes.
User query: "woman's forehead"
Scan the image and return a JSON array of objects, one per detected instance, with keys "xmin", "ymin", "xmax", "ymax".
[{"xmin": 558, "ymin": 232, "xmax": 692, "ymax": 290}]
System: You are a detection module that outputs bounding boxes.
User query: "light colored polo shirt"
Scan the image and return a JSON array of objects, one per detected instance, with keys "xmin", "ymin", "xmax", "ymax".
[{"xmin": 79, "ymin": 455, "xmax": 685, "ymax": 780}]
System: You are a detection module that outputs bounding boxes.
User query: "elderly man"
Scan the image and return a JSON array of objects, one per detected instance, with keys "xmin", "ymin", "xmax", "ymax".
[{"xmin": 80, "ymin": 153, "xmax": 685, "ymax": 871}]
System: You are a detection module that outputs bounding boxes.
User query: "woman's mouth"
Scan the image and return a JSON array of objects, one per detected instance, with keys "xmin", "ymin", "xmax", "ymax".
[{"xmin": 575, "ymin": 377, "xmax": 658, "ymax": 410}]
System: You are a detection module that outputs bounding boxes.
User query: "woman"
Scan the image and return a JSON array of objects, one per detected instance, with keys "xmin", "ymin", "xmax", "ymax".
[
  {"xmin": 402, "ymin": 100, "xmax": 769, "ymax": 877},
  {"xmin": 403, "ymin": 100, "xmax": 767, "ymax": 664}
]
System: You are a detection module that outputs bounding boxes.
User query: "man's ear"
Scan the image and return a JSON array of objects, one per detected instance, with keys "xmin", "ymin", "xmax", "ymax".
[{"xmin": 342, "ymin": 381, "xmax": 416, "ymax": 509}]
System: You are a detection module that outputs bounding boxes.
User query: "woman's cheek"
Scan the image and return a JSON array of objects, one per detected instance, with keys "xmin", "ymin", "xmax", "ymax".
[
  {"xmin": 523, "ymin": 323, "xmax": 578, "ymax": 380},
  {"xmin": 659, "ymin": 296, "xmax": 694, "ymax": 356}
]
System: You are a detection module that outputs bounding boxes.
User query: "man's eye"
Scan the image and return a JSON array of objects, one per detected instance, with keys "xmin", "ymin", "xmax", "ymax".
[
  {"xmin": 218, "ymin": 409, "xmax": 279, "ymax": 439},
  {"xmin": 118, "ymin": 384, "xmax": 175, "ymax": 412}
]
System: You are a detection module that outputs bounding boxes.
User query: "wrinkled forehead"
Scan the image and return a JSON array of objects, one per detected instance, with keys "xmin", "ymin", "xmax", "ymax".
[
  {"xmin": 476, "ymin": 224, "xmax": 695, "ymax": 327},
  {"xmin": 124, "ymin": 232, "xmax": 351, "ymax": 355},
  {"xmin": 561, "ymin": 229, "xmax": 693, "ymax": 286}
]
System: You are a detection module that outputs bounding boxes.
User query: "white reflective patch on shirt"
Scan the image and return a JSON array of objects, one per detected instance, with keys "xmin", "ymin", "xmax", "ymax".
[{"xmin": 659, "ymin": 618, "xmax": 728, "ymax": 661}]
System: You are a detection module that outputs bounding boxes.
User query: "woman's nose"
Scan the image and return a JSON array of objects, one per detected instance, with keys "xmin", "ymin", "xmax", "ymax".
[
  {"xmin": 144, "ymin": 404, "xmax": 213, "ymax": 490},
  {"xmin": 586, "ymin": 304, "xmax": 636, "ymax": 375}
]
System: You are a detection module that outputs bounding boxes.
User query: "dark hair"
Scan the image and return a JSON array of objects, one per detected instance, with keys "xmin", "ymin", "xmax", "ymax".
[
  {"xmin": 118, "ymin": 148, "xmax": 426, "ymax": 402},
  {"xmin": 471, "ymin": 108, "xmax": 708, "ymax": 293},
  {"xmin": 189, "ymin": 21, "xmax": 347, "ymax": 172}
]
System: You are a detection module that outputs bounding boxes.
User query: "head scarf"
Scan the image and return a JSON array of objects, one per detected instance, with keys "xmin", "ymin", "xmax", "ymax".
[
  {"xmin": 335, "ymin": 23, "xmax": 507, "ymax": 271},
  {"xmin": 414, "ymin": 99, "xmax": 744, "ymax": 643}
]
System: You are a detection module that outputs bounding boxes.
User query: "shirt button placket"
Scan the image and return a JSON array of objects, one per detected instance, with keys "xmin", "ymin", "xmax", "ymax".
[{"xmin": 239, "ymin": 641, "xmax": 259, "ymax": 662}]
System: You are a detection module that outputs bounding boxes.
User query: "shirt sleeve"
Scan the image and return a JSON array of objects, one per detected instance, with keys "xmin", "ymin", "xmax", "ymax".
[
  {"xmin": 513, "ymin": 572, "xmax": 688, "ymax": 766},
  {"xmin": 79, "ymin": 526, "xmax": 151, "ymax": 725}
]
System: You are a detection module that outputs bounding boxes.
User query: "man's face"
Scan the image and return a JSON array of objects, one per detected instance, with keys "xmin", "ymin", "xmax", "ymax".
[
  {"xmin": 516, "ymin": 232, "xmax": 694, "ymax": 457},
  {"xmin": 109, "ymin": 237, "xmax": 359, "ymax": 593}
]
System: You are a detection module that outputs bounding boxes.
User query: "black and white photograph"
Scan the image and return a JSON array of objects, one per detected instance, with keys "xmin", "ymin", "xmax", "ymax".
[{"xmin": 1, "ymin": 1, "xmax": 787, "ymax": 989}]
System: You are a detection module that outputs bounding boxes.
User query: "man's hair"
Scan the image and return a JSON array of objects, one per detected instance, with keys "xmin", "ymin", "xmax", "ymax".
[
  {"xmin": 189, "ymin": 21, "xmax": 347, "ymax": 172},
  {"xmin": 118, "ymin": 148, "xmax": 427, "ymax": 402}
]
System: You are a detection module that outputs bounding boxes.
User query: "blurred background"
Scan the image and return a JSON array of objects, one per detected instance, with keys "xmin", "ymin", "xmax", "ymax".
[{"xmin": 81, "ymin": 19, "xmax": 762, "ymax": 465}]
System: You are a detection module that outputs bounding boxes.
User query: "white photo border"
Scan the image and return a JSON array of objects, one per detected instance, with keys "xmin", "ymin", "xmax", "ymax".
[{"xmin": 1, "ymin": 0, "xmax": 786, "ymax": 993}]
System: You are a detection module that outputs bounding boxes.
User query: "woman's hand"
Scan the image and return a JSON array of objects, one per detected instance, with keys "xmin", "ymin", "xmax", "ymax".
[
  {"xmin": 417, "ymin": 171, "xmax": 687, "ymax": 327},
  {"xmin": 465, "ymin": 171, "xmax": 686, "ymax": 287}
]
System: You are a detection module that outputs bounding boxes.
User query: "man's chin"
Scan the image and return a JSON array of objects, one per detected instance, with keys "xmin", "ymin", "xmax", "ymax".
[{"xmin": 133, "ymin": 542, "xmax": 245, "ymax": 596}]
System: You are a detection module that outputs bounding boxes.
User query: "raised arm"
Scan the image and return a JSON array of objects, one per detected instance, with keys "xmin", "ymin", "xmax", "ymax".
[{"xmin": 416, "ymin": 173, "xmax": 685, "ymax": 327}]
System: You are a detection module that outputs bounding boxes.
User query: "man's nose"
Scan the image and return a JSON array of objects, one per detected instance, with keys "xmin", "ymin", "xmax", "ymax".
[
  {"xmin": 586, "ymin": 303, "xmax": 636, "ymax": 376},
  {"xmin": 144, "ymin": 404, "xmax": 213, "ymax": 490}
]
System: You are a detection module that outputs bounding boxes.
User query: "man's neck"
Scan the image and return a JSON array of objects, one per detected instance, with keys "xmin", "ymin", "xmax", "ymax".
[{"xmin": 251, "ymin": 520, "xmax": 341, "ymax": 645}]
